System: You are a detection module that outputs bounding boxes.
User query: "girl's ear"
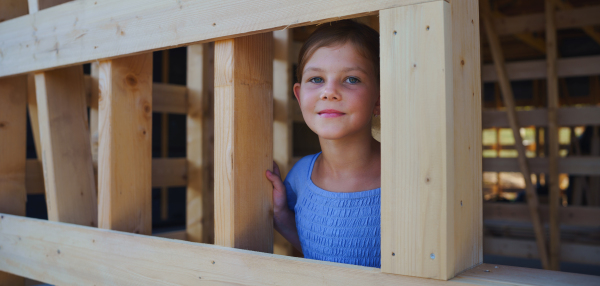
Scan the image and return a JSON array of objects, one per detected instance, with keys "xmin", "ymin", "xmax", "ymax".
[{"xmin": 293, "ymin": 82, "xmax": 302, "ymax": 105}]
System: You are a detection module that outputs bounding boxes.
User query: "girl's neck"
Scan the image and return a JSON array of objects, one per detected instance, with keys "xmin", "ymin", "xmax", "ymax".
[{"xmin": 316, "ymin": 128, "xmax": 380, "ymax": 179}]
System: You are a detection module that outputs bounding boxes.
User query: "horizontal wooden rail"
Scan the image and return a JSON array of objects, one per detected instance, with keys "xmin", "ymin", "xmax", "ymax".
[
  {"xmin": 25, "ymin": 158, "xmax": 186, "ymax": 195},
  {"xmin": 0, "ymin": 0, "xmax": 442, "ymax": 78},
  {"xmin": 0, "ymin": 214, "xmax": 598, "ymax": 285},
  {"xmin": 482, "ymin": 107, "xmax": 600, "ymax": 128},
  {"xmin": 493, "ymin": 5, "xmax": 600, "ymax": 36},
  {"xmin": 483, "ymin": 157, "xmax": 600, "ymax": 175},
  {"xmin": 483, "ymin": 203, "xmax": 600, "ymax": 228},
  {"xmin": 482, "ymin": 55, "xmax": 600, "ymax": 82},
  {"xmin": 484, "ymin": 237, "xmax": 600, "ymax": 266}
]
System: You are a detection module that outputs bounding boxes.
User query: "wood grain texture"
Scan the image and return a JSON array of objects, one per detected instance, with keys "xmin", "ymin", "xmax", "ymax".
[
  {"xmin": 90, "ymin": 62, "xmax": 99, "ymax": 163},
  {"xmin": 0, "ymin": 76, "xmax": 27, "ymax": 217},
  {"xmin": 98, "ymin": 53, "xmax": 152, "ymax": 235},
  {"xmin": 2, "ymin": 214, "xmax": 600, "ymax": 286},
  {"xmin": 380, "ymin": 1, "xmax": 455, "ymax": 279},
  {"xmin": 186, "ymin": 43, "xmax": 215, "ymax": 244},
  {"xmin": 214, "ymin": 33, "xmax": 274, "ymax": 253},
  {"xmin": 34, "ymin": 66, "xmax": 97, "ymax": 227},
  {"xmin": 480, "ymin": 0, "xmax": 549, "ymax": 270},
  {"xmin": 0, "ymin": 0, "xmax": 441, "ymax": 78}
]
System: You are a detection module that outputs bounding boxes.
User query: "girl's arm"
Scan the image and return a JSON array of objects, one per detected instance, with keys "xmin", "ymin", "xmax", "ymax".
[{"xmin": 266, "ymin": 163, "xmax": 302, "ymax": 252}]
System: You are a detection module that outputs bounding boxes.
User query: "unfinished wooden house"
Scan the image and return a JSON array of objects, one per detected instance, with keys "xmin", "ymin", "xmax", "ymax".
[{"xmin": 0, "ymin": 0, "xmax": 599, "ymax": 285}]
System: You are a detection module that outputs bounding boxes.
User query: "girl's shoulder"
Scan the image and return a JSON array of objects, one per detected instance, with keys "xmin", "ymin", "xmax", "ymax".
[{"xmin": 283, "ymin": 152, "xmax": 320, "ymax": 190}]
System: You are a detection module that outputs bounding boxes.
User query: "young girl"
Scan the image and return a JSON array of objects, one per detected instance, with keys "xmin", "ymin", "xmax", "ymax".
[{"xmin": 266, "ymin": 20, "xmax": 381, "ymax": 268}]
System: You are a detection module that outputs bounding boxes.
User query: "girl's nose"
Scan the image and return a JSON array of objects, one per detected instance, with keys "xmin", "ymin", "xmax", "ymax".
[{"xmin": 320, "ymin": 81, "xmax": 341, "ymax": 101}]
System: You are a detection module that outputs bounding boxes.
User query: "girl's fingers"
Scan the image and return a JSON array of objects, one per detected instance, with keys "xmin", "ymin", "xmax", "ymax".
[
  {"xmin": 273, "ymin": 161, "xmax": 281, "ymax": 177},
  {"xmin": 267, "ymin": 171, "xmax": 286, "ymax": 191}
]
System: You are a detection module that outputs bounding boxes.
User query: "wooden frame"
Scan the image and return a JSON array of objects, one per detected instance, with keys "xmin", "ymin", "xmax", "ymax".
[{"xmin": 1, "ymin": 0, "xmax": 600, "ymax": 285}]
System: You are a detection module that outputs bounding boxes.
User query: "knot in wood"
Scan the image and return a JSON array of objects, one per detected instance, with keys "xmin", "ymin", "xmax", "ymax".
[{"xmin": 125, "ymin": 74, "xmax": 138, "ymax": 86}]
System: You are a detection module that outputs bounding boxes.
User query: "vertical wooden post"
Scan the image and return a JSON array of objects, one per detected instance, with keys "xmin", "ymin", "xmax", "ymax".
[
  {"xmin": 35, "ymin": 66, "xmax": 98, "ymax": 227},
  {"xmin": 214, "ymin": 33, "xmax": 274, "ymax": 253},
  {"xmin": 90, "ymin": 62, "xmax": 100, "ymax": 164},
  {"xmin": 98, "ymin": 54, "xmax": 153, "ymax": 234},
  {"xmin": 273, "ymin": 29, "xmax": 294, "ymax": 256},
  {"xmin": 161, "ymin": 50, "xmax": 170, "ymax": 222},
  {"xmin": 480, "ymin": 0, "xmax": 550, "ymax": 269},
  {"xmin": 187, "ymin": 43, "xmax": 215, "ymax": 244},
  {"xmin": 545, "ymin": 0, "xmax": 561, "ymax": 271}
]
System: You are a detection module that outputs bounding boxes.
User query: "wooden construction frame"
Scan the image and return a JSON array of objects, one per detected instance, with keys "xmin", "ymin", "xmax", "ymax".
[{"xmin": 1, "ymin": 0, "xmax": 600, "ymax": 285}]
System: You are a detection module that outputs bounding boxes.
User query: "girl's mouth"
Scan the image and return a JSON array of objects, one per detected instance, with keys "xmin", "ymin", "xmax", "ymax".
[{"xmin": 318, "ymin": 109, "xmax": 345, "ymax": 118}]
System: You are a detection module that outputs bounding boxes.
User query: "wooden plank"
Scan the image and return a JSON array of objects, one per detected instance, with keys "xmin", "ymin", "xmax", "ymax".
[
  {"xmin": 26, "ymin": 158, "xmax": 186, "ymax": 195},
  {"xmin": 153, "ymin": 229, "xmax": 187, "ymax": 241},
  {"xmin": 483, "ymin": 203, "xmax": 600, "ymax": 228},
  {"xmin": 273, "ymin": 29, "xmax": 294, "ymax": 256},
  {"xmin": 186, "ymin": 43, "xmax": 215, "ymax": 244},
  {"xmin": 483, "ymin": 237, "xmax": 600, "ymax": 266},
  {"xmin": 481, "ymin": 55, "xmax": 600, "ymax": 82},
  {"xmin": 0, "ymin": 76, "xmax": 27, "ymax": 217},
  {"xmin": 450, "ymin": 0, "xmax": 482, "ymax": 276},
  {"xmin": 26, "ymin": 74, "xmax": 42, "ymax": 163},
  {"xmin": 482, "ymin": 107, "xmax": 600, "ymax": 128},
  {"xmin": 89, "ymin": 62, "xmax": 99, "ymax": 163},
  {"xmin": 0, "ymin": 0, "xmax": 443, "ymax": 78},
  {"xmin": 214, "ymin": 33, "xmax": 273, "ymax": 253},
  {"xmin": 3, "ymin": 214, "xmax": 600, "ymax": 286},
  {"xmin": 34, "ymin": 66, "xmax": 97, "ymax": 227},
  {"xmin": 480, "ymin": 0, "xmax": 550, "ymax": 270},
  {"xmin": 545, "ymin": 0, "xmax": 560, "ymax": 271},
  {"xmin": 380, "ymin": 1, "xmax": 456, "ymax": 279},
  {"xmin": 0, "ymin": 0, "xmax": 28, "ymax": 22},
  {"xmin": 550, "ymin": 0, "xmax": 600, "ymax": 46},
  {"xmin": 493, "ymin": 5, "xmax": 600, "ymax": 36},
  {"xmin": 97, "ymin": 53, "xmax": 152, "ymax": 235}
]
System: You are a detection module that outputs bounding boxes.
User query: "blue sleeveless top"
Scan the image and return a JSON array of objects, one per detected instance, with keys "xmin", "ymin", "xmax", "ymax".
[{"xmin": 283, "ymin": 152, "xmax": 381, "ymax": 268}]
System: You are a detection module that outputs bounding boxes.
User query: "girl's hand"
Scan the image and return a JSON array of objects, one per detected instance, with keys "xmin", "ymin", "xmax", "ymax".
[{"xmin": 266, "ymin": 161, "xmax": 288, "ymax": 214}]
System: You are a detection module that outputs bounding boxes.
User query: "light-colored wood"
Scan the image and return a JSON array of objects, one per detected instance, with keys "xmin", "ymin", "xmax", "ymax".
[
  {"xmin": 493, "ymin": 4, "xmax": 600, "ymax": 36},
  {"xmin": 481, "ymin": 55, "xmax": 600, "ymax": 82},
  {"xmin": 98, "ymin": 53, "xmax": 152, "ymax": 235},
  {"xmin": 545, "ymin": 0, "xmax": 561, "ymax": 271},
  {"xmin": 480, "ymin": 0, "xmax": 550, "ymax": 270},
  {"xmin": 214, "ymin": 33, "xmax": 274, "ymax": 253},
  {"xmin": 26, "ymin": 74, "xmax": 42, "ymax": 163},
  {"xmin": 483, "ymin": 202, "xmax": 600, "ymax": 228},
  {"xmin": 483, "ymin": 237, "xmax": 600, "ymax": 266},
  {"xmin": 3, "ymin": 214, "xmax": 600, "ymax": 286},
  {"xmin": 90, "ymin": 62, "xmax": 99, "ymax": 163},
  {"xmin": 380, "ymin": 1, "xmax": 457, "ymax": 279},
  {"xmin": 34, "ymin": 66, "xmax": 97, "ymax": 227},
  {"xmin": 186, "ymin": 43, "xmax": 215, "ymax": 244},
  {"xmin": 482, "ymin": 106, "xmax": 600, "ymax": 128},
  {"xmin": 0, "ymin": 76, "xmax": 27, "ymax": 217},
  {"xmin": 0, "ymin": 0, "xmax": 442, "ymax": 78},
  {"xmin": 273, "ymin": 29, "xmax": 294, "ymax": 256}
]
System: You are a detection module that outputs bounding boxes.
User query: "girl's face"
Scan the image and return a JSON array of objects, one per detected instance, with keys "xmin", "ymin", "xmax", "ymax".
[{"xmin": 293, "ymin": 42, "xmax": 380, "ymax": 140}]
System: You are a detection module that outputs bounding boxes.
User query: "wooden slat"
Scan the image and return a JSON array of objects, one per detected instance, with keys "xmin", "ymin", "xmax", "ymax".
[
  {"xmin": 0, "ymin": 0, "xmax": 443, "ymax": 78},
  {"xmin": 34, "ymin": 66, "xmax": 97, "ymax": 227},
  {"xmin": 26, "ymin": 74, "xmax": 42, "ymax": 162},
  {"xmin": 483, "ymin": 203, "xmax": 600, "ymax": 228},
  {"xmin": 26, "ymin": 158, "xmax": 186, "ymax": 195},
  {"xmin": 0, "ymin": 0, "xmax": 28, "ymax": 22},
  {"xmin": 2, "ymin": 214, "xmax": 600, "ymax": 286},
  {"xmin": 214, "ymin": 33, "xmax": 274, "ymax": 253},
  {"xmin": 89, "ymin": 62, "xmax": 99, "ymax": 163},
  {"xmin": 483, "ymin": 157, "xmax": 600, "ymax": 175},
  {"xmin": 380, "ymin": 1, "xmax": 457, "ymax": 279},
  {"xmin": 98, "ymin": 53, "xmax": 152, "ymax": 235},
  {"xmin": 186, "ymin": 43, "xmax": 215, "ymax": 244},
  {"xmin": 482, "ymin": 106, "xmax": 600, "ymax": 128},
  {"xmin": 483, "ymin": 237, "xmax": 600, "ymax": 266},
  {"xmin": 481, "ymin": 55, "xmax": 600, "ymax": 82},
  {"xmin": 480, "ymin": 0, "xmax": 550, "ymax": 270},
  {"xmin": 493, "ymin": 5, "xmax": 600, "ymax": 36}
]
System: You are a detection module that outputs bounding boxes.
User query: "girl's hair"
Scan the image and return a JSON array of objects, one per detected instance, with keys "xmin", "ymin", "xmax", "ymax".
[{"xmin": 296, "ymin": 20, "xmax": 380, "ymax": 83}]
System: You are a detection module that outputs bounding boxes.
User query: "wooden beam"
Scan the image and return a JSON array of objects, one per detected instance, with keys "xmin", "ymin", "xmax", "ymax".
[
  {"xmin": 481, "ymin": 55, "xmax": 600, "ymax": 82},
  {"xmin": 493, "ymin": 5, "xmax": 600, "ymax": 36},
  {"xmin": 483, "ymin": 157, "xmax": 600, "ymax": 175},
  {"xmin": 98, "ymin": 53, "xmax": 152, "ymax": 234},
  {"xmin": 273, "ymin": 29, "xmax": 294, "ymax": 256},
  {"xmin": 34, "ymin": 66, "xmax": 97, "ymax": 227},
  {"xmin": 2, "ymin": 214, "xmax": 600, "ymax": 286},
  {"xmin": 89, "ymin": 62, "xmax": 99, "ymax": 164},
  {"xmin": 545, "ymin": 0, "xmax": 561, "ymax": 271},
  {"xmin": 214, "ymin": 33, "xmax": 274, "ymax": 253},
  {"xmin": 482, "ymin": 106, "xmax": 600, "ymax": 128},
  {"xmin": 483, "ymin": 237, "xmax": 600, "ymax": 266},
  {"xmin": 480, "ymin": 0, "xmax": 550, "ymax": 270},
  {"xmin": 26, "ymin": 158, "xmax": 187, "ymax": 195},
  {"xmin": 381, "ymin": 1, "xmax": 476, "ymax": 280},
  {"xmin": 0, "ymin": 0, "xmax": 445, "ymax": 78},
  {"xmin": 483, "ymin": 202, "xmax": 600, "ymax": 228},
  {"xmin": 186, "ymin": 43, "xmax": 215, "ymax": 244},
  {"xmin": 550, "ymin": 0, "xmax": 600, "ymax": 45},
  {"xmin": 26, "ymin": 74, "xmax": 42, "ymax": 163}
]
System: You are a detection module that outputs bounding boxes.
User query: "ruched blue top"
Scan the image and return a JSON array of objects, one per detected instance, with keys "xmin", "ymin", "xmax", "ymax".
[{"xmin": 284, "ymin": 152, "xmax": 381, "ymax": 268}]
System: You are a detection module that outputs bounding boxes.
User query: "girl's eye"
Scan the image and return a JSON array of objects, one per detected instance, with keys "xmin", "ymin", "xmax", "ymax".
[
  {"xmin": 346, "ymin": 77, "xmax": 360, "ymax": 84},
  {"xmin": 309, "ymin": 77, "xmax": 324, "ymax": 84}
]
